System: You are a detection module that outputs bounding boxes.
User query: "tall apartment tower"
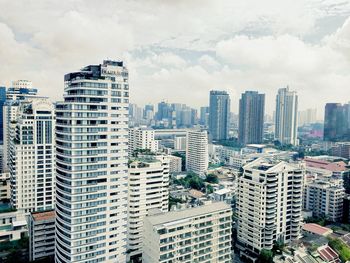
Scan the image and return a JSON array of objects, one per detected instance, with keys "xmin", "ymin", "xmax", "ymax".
[
  {"xmin": 142, "ymin": 202, "xmax": 232, "ymax": 263},
  {"xmin": 127, "ymin": 155, "xmax": 169, "ymax": 261},
  {"xmin": 200, "ymin": 106, "xmax": 209, "ymax": 126},
  {"xmin": 186, "ymin": 130, "xmax": 208, "ymax": 176},
  {"xmin": 238, "ymin": 91, "xmax": 265, "ymax": 145},
  {"xmin": 324, "ymin": 103, "xmax": 350, "ymax": 141},
  {"xmin": 128, "ymin": 127, "xmax": 159, "ymax": 157},
  {"xmin": 3, "ymin": 80, "xmax": 38, "ymax": 172},
  {"xmin": 237, "ymin": 158, "xmax": 304, "ymax": 259},
  {"xmin": 275, "ymin": 87, "xmax": 298, "ymax": 145},
  {"xmin": 0, "ymin": 86, "xmax": 7, "ymax": 144},
  {"xmin": 9, "ymin": 98, "xmax": 55, "ymax": 214},
  {"xmin": 209, "ymin": 90, "xmax": 230, "ymax": 141},
  {"xmin": 55, "ymin": 60, "xmax": 129, "ymax": 263}
]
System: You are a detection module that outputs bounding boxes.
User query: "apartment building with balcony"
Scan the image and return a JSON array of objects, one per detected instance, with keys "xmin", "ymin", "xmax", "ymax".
[
  {"xmin": 237, "ymin": 158, "xmax": 305, "ymax": 260},
  {"xmin": 142, "ymin": 202, "xmax": 232, "ymax": 263}
]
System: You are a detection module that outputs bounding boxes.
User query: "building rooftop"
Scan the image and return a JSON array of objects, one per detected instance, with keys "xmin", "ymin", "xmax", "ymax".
[
  {"xmin": 146, "ymin": 202, "xmax": 231, "ymax": 226},
  {"xmin": 302, "ymin": 223, "xmax": 332, "ymax": 236},
  {"xmin": 188, "ymin": 189, "xmax": 205, "ymax": 199},
  {"xmin": 31, "ymin": 210, "xmax": 55, "ymax": 222}
]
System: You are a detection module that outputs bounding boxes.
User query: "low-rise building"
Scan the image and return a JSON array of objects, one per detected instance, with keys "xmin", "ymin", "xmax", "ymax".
[
  {"xmin": 142, "ymin": 202, "xmax": 232, "ymax": 263},
  {"xmin": 29, "ymin": 210, "xmax": 55, "ymax": 261},
  {"xmin": 168, "ymin": 155, "xmax": 182, "ymax": 174},
  {"xmin": 0, "ymin": 209, "xmax": 27, "ymax": 242},
  {"xmin": 0, "ymin": 172, "xmax": 10, "ymax": 201}
]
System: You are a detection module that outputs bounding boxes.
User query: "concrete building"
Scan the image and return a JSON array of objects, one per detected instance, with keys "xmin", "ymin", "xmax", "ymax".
[
  {"xmin": 238, "ymin": 91, "xmax": 265, "ymax": 145},
  {"xmin": 330, "ymin": 142, "xmax": 350, "ymax": 159},
  {"xmin": 209, "ymin": 90, "xmax": 230, "ymax": 141},
  {"xmin": 186, "ymin": 130, "xmax": 208, "ymax": 176},
  {"xmin": 275, "ymin": 87, "xmax": 298, "ymax": 145},
  {"xmin": 200, "ymin": 106, "xmax": 209, "ymax": 127},
  {"xmin": 324, "ymin": 103, "xmax": 350, "ymax": 142},
  {"xmin": 237, "ymin": 158, "xmax": 304, "ymax": 259},
  {"xmin": 9, "ymin": 98, "xmax": 55, "ymax": 214},
  {"xmin": 303, "ymin": 179, "xmax": 344, "ymax": 222},
  {"xmin": 142, "ymin": 202, "xmax": 232, "ymax": 263},
  {"xmin": 127, "ymin": 155, "xmax": 169, "ymax": 260},
  {"xmin": 3, "ymin": 80, "xmax": 38, "ymax": 172},
  {"xmin": 174, "ymin": 136, "xmax": 187, "ymax": 152},
  {"xmin": 29, "ymin": 210, "xmax": 55, "ymax": 261},
  {"xmin": 169, "ymin": 155, "xmax": 182, "ymax": 174},
  {"xmin": 0, "ymin": 172, "xmax": 10, "ymax": 201},
  {"xmin": 129, "ymin": 127, "xmax": 159, "ymax": 156},
  {"xmin": 298, "ymin": 108, "xmax": 317, "ymax": 126},
  {"xmin": 55, "ymin": 60, "xmax": 129, "ymax": 262},
  {"xmin": 0, "ymin": 210, "xmax": 27, "ymax": 242}
]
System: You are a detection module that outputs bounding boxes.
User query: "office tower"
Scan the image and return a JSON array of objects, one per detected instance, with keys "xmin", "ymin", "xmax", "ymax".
[
  {"xmin": 298, "ymin": 108, "xmax": 317, "ymax": 126},
  {"xmin": 129, "ymin": 103, "xmax": 143, "ymax": 127},
  {"xmin": 237, "ymin": 158, "xmax": 304, "ymax": 258},
  {"xmin": 209, "ymin": 90, "xmax": 230, "ymax": 141},
  {"xmin": 191, "ymin": 108, "xmax": 198, "ymax": 125},
  {"xmin": 330, "ymin": 142, "xmax": 350, "ymax": 159},
  {"xmin": 144, "ymin": 104, "xmax": 154, "ymax": 121},
  {"xmin": 9, "ymin": 98, "xmax": 55, "ymax": 214},
  {"xmin": 127, "ymin": 155, "xmax": 169, "ymax": 261},
  {"xmin": 186, "ymin": 130, "xmax": 208, "ymax": 176},
  {"xmin": 142, "ymin": 202, "xmax": 232, "ymax": 263},
  {"xmin": 0, "ymin": 86, "xmax": 6, "ymax": 144},
  {"xmin": 180, "ymin": 106, "xmax": 192, "ymax": 127},
  {"xmin": 303, "ymin": 179, "xmax": 344, "ymax": 222},
  {"xmin": 3, "ymin": 80, "xmax": 38, "ymax": 172},
  {"xmin": 129, "ymin": 127, "xmax": 159, "ymax": 157},
  {"xmin": 324, "ymin": 103, "xmax": 350, "ymax": 141},
  {"xmin": 200, "ymin": 106, "xmax": 209, "ymax": 126},
  {"xmin": 274, "ymin": 87, "xmax": 298, "ymax": 145},
  {"xmin": 29, "ymin": 210, "xmax": 55, "ymax": 261},
  {"xmin": 55, "ymin": 60, "xmax": 129, "ymax": 262},
  {"xmin": 156, "ymin": 102, "xmax": 171, "ymax": 121},
  {"xmin": 238, "ymin": 91, "xmax": 265, "ymax": 145}
]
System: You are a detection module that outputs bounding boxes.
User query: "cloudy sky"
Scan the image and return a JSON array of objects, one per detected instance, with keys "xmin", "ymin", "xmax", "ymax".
[{"xmin": 1, "ymin": 0, "xmax": 350, "ymax": 118}]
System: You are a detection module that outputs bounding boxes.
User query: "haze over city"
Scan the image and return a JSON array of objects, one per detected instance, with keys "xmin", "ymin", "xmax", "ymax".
[{"xmin": 1, "ymin": 0, "xmax": 350, "ymax": 117}]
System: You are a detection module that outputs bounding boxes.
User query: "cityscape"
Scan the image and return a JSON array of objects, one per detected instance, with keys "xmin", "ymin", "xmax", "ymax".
[{"xmin": 1, "ymin": 1, "xmax": 350, "ymax": 263}]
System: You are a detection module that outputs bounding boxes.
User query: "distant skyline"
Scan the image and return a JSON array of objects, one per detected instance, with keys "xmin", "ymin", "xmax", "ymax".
[{"xmin": 1, "ymin": 0, "xmax": 350, "ymax": 118}]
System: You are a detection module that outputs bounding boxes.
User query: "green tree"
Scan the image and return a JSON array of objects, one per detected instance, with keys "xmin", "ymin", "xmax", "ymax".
[
  {"xmin": 205, "ymin": 174, "xmax": 219, "ymax": 184},
  {"xmin": 259, "ymin": 249, "xmax": 274, "ymax": 263}
]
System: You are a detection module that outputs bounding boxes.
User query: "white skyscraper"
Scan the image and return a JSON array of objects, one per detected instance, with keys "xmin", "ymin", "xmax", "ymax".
[
  {"xmin": 3, "ymin": 80, "xmax": 38, "ymax": 172},
  {"xmin": 275, "ymin": 87, "xmax": 298, "ymax": 145},
  {"xmin": 128, "ymin": 127, "xmax": 159, "ymax": 157},
  {"xmin": 127, "ymin": 155, "xmax": 169, "ymax": 261},
  {"xmin": 55, "ymin": 60, "xmax": 129, "ymax": 263},
  {"xmin": 186, "ymin": 130, "xmax": 208, "ymax": 176},
  {"xmin": 237, "ymin": 158, "xmax": 304, "ymax": 260},
  {"xmin": 9, "ymin": 98, "xmax": 55, "ymax": 214}
]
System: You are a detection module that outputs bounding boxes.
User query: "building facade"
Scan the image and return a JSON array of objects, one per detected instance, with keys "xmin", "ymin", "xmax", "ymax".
[
  {"xmin": 9, "ymin": 98, "xmax": 55, "ymax": 214},
  {"xmin": 238, "ymin": 91, "xmax": 265, "ymax": 145},
  {"xmin": 186, "ymin": 130, "xmax": 208, "ymax": 176},
  {"xmin": 129, "ymin": 127, "xmax": 159, "ymax": 157},
  {"xmin": 324, "ymin": 103, "xmax": 350, "ymax": 142},
  {"xmin": 209, "ymin": 90, "xmax": 230, "ymax": 141},
  {"xmin": 169, "ymin": 155, "xmax": 182, "ymax": 174},
  {"xmin": 142, "ymin": 202, "xmax": 232, "ymax": 263},
  {"xmin": 275, "ymin": 87, "xmax": 298, "ymax": 145},
  {"xmin": 29, "ymin": 210, "xmax": 55, "ymax": 261},
  {"xmin": 127, "ymin": 155, "xmax": 169, "ymax": 260},
  {"xmin": 237, "ymin": 158, "xmax": 304, "ymax": 259},
  {"xmin": 55, "ymin": 60, "xmax": 129, "ymax": 262}
]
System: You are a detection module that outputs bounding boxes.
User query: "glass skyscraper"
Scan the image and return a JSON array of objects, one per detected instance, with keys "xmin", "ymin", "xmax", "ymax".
[{"xmin": 209, "ymin": 90, "xmax": 230, "ymax": 141}]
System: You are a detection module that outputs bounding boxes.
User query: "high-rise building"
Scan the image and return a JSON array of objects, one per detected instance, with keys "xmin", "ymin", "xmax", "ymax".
[
  {"xmin": 9, "ymin": 98, "xmax": 55, "ymax": 214},
  {"xmin": 209, "ymin": 90, "xmax": 230, "ymax": 141},
  {"xmin": 3, "ymin": 80, "xmax": 38, "ymax": 172},
  {"xmin": 238, "ymin": 91, "xmax": 265, "ymax": 145},
  {"xmin": 55, "ymin": 60, "xmax": 129, "ymax": 262},
  {"xmin": 298, "ymin": 108, "xmax": 317, "ymax": 126},
  {"xmin": 237, "ymin": 158, "xmax": 304, "ymax": 259},
  {"xmin": 168, "ymin": 155, "xmax": 182, "ymax": 174},
  {"xmin": 324, "ymin": 103, "xmax": 350, "ymax": 141},
  {"xmin": 274, "ymin": 87, "xmax": 298, "ymax": 145},
  {"xmin": 142, "ymin": 202, "xmax": 232, "ymax": 263},
  {"xmin": 186, "ymin": 130, "xmax": 208, "ymax": 176},
  {"xmin": 0, "ymin": 86, "xmax": 7, "ymax": 144},
  {"xmin": 129, "ymin": 127, "xmax": 159, "ymax": 157},
  {"xmin": 144, "ymin": 104, "xmax": 154, "ymax": 122},
  {"xmin": 29, "ymin": 210, "xmax": 55, "ymax": 261},
  {"xmin": 303, "ymin": 179, "xmax": 344, "ymax": 222},
  {"xmin": 129, "ymin": 103, "xmax": 143, "ymax": 127},
  {"xmin": 200, "ymin": 106, "xmax": 209, "ymax": 126},
  {"xmin": 174, "ymin": 136, "xmax": 187, "ymax": 151},
  {"xmin": 127, "ymin": 155, "xmax": 169, "ymax": 261}
]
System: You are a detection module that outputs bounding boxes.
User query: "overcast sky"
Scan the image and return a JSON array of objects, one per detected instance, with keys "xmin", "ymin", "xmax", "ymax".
[{"xmin": 1, "ymin": 0, "xmax": 350, "ymax": 118}]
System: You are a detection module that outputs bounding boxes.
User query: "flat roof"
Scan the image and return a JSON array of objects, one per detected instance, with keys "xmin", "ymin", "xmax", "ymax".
[
  {"xmin": 146, "ymin": 202, "xmax": 231, "ymax": 226},
  {"xmin": 31, "ymin": 210, "xmax": 55, "ymax": 222}
]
